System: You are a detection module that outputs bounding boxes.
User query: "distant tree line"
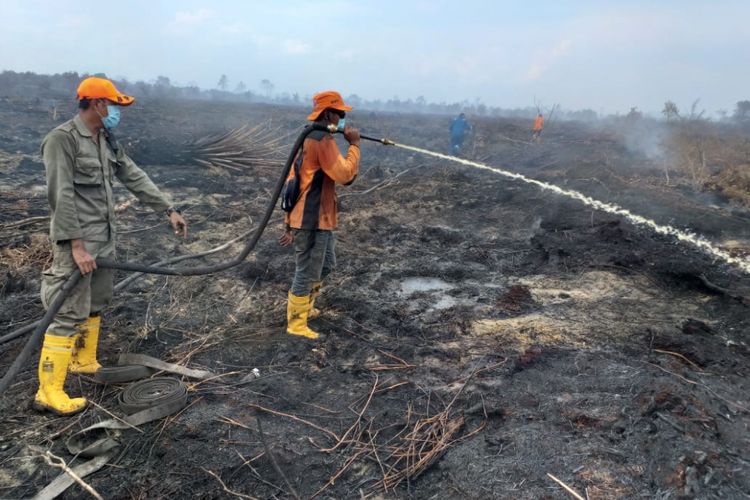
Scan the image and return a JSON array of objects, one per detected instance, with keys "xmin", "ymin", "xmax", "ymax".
[
  {"xmin": 0, "ymin": 70, "xmax": 601, "ymax": 120},
  {"xmin": 5, "ymin": 70, "xmax": 749, "ymax": 123},
  {"xmin": 661, "ymin": 98, "xmax": 750, "ymax": 124},
  {"xmin": 0, "ymin": 70, "xmax": 280, "ymax": 105}
]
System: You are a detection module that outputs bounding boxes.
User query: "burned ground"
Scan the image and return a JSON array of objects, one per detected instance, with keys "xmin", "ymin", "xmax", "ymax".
[{"xmin": 1, "ymin": 99, "xmax": 749, "ymax": 499}]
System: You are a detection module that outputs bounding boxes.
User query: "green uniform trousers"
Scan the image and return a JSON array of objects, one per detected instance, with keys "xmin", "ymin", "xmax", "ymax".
[
  {"xmin": 290, "ymin": 229, "xmax": 336, "ymax": 296},
  {"xmin": 40, "ymin": 239, "xmax": 115, "ymax": 337}
]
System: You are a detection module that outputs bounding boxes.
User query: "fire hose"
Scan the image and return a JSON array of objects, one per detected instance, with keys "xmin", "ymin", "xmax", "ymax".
[
  {"xmin": 33, "ymin": 376, "xmax": 191, "ymax": 500},
  {"xmin": 0, "ymin": 123, "xmax": 395, "ymax": 396}
]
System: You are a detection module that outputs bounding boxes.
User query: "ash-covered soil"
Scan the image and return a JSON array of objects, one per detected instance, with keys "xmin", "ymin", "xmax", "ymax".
[{"xmin": 1, "ymin": 99, "xmax": 749, "ymax": 499}]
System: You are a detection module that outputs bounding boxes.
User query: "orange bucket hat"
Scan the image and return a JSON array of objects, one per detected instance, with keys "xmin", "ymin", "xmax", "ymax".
[
  {"xmin": 77, "ymin": 77, "xmax": 135, "ymax": 106},
  {"xmin": 307, "ymin": 91, "xmax": 353, "ymax": 121}
]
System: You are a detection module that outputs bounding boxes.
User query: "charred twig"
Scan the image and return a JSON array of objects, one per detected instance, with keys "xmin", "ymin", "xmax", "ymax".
[
  {"xmin": 248, "ymin": 404, "xmax": 340, "ymax": 441},
  {"xmin": 646, "ymin": 362, "xmax": 750, "ymax": 413},
  {"xmin": 307, "ymin": 374, "xmax": 484, "ymax": 495},
  {"xmin": 547, "ymin": 473, "xmax": 585, "ymax": 500},
  {"xmin": 450, "ymin": 360, "xmax": 508, "ymax": 386},
  {"xmin": 146, "ymin": 396, "xmax": 202, "ymax": 464},
  {"xmin": 368, "ymin": 374, "xmax": 483, "ymax": 492},
  {"xmin": 367, "ymin": 425, "xmax": 387, "ymax": 485},
  {"xmin": 33, "ymin": 448, "xmax": 104, "ymax": 500},
  {"xmin": 365, "ymin": 364, "xmax": 415, "ymax": 372},
  {"xmin": 445, "ymin": 368, "xmax": 479, "ymax": 412},
  {"xmin": 699, "ymin": 274, "xmax": 749, "ymax": 303},
  {"xmin": 320, "ymin": 375, "xmax": 379, "ymax": 453},
  {"xmin": 0, "ymin": 215, "xmax": 49, "ymax": 230},
  {"xmin": 655, "ymin": 411, "xmax": 685, "ymax": 433},
  {"xmin": 256, "ymin": 417, "xmax": 301, "ymax": 500},
  {"xmin": 374, "ymin": 381, "xmax": 410, "ymax": 394},
  {"xmin": 234, "ymin": 450, "xmax": 289, "ymax": 495},
  {"xmin": 646, "ymin": 361, "xmax": 698, "ymax": 385},
  {"xmin": 312, "ymin": 448, "xmax": 369, "ymax": 498},
  {"xmin": 378, "ymin": 350, "xmax": 412, "ymax": 366},
  {"xmin": 443, "ymin": 420, "xmax": 488, "ymax": 446},
  {"xmin": 46, "ymin": 412, "xmax": 86, "ymax": 441},
  {"xmin": 376, "ymin": 412, "xmax": 465, "ymax": 491},
  {"xmin": 202, "ymin": 468, "xmax": 258, "ymax": 500},
  {"xmin": 364, "ymin": 351, "xmax": 417, "ymax": 372},
  {"xmin": 652, "ymin": 348, "xmax": 703, "ymax": 371},
  {"xmin": 217, "ymin": 415, "xmax": 253, "ymax": 430}
]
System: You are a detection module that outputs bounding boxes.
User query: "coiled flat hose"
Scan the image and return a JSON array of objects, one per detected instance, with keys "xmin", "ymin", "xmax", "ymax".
[{"xmin": 0, "ymin": 123, "xmax": 325, "ymax": 396}]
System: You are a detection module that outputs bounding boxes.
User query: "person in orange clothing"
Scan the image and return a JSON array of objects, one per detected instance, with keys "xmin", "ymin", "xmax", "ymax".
[
  {"xmin": 532, "ymin": 113, "xmax": 544, "ymax": 142},
  {"xmin": 279, "ymin": 91, "xmax": 361, "ymax": 339}
]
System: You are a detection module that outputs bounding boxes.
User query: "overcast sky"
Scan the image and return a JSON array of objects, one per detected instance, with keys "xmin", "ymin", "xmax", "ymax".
[{"xmin": 1, "ymin": 0, "xmax": 747, "ymax": 114}]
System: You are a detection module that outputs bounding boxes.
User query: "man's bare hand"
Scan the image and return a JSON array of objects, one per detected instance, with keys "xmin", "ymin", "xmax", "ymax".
[
  {"xmin": 169, "ymin": 212, "xmax": 187, "ymax": 238},
  {"xmin": 343, "ymin": 126, "xmax": 360, "ymax": 146},
  {"xmin": 71, "ymin": 239, "xmax": 97, "ymax": 275},
  {"xmin": 279, "ymin": 230, "xmax": 293, "ymax": 247}
]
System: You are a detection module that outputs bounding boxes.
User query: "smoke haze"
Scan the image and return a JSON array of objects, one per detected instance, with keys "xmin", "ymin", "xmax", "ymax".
[{"xmin": 1, "ymin": 0, "xmax": 748, "ymax": 115}]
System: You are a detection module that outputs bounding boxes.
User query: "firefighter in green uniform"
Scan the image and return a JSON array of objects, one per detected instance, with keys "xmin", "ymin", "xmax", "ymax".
[{"xmin": 35, "ymin": 77, "xmax": 188, "ymax": 415}]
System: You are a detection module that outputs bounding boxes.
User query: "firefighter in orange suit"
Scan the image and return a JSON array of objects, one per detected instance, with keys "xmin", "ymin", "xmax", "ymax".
[
  {"xmin": 532, "ymin": 113, "xmax": 544, "ymax": 142},
  {"xmin": 279, "ymin": 91, "xmax": 361, "ymax": 339}
]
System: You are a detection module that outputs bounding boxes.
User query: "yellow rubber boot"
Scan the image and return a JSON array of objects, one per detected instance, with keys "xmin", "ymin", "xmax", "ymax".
[
  {"xmin": 286, "ymin": 292, "xmax": 320, "ymax": 340},
  {"xmin": 34, "ymin": 334, "xmax": 87, "ymax": 415},
  {"xmin": 70, "ymin": 315, "xmax": 102, "ymax": 374},
  {"xmin": 309, "ymin": 281, "xmax": 322, "ymax": 319}
]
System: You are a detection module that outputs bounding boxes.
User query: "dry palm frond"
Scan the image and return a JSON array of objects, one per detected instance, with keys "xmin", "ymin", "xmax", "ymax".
[{"xmin": 186, "ymin": 122, "xmax": 290, "ymax": 172}]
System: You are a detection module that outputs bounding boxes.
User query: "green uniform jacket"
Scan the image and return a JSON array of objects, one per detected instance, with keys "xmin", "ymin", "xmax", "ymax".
[{"xmin": 41, "ymin": 115, "xmax": 172, "ymax": 242}]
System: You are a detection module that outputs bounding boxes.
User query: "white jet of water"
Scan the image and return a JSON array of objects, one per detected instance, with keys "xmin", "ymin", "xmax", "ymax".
[{"xmin": 394, "ymin": 143, "xmax": 750, "ymax": 275}]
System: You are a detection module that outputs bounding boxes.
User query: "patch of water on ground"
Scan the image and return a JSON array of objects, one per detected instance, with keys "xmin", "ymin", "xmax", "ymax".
[
  {"xmin": 398, "ymin": 277, "xmax": 454, "ymax": 296},
  {"xmin": 398, "ymin": 277, "xmax": 462, "ymax": 311},
  {"xmin": 433, "ymin": 295, "xmax": 458, "ymax": 310}
]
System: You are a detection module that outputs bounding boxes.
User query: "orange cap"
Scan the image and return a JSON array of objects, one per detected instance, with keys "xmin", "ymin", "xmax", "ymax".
[
  {"xmin": 307, "ymin": 91, "xmax": 353, "ymax": 121},
  {"xmin": 76, "ymin": 77, "xmax": 135, "ymax": 106}
]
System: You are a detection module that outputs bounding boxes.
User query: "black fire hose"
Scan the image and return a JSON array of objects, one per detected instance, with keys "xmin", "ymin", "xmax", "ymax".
[
  {"xmin": 0, "ymin": 322, "xmax": 36, "ymax": 345},
  {"xmin": 0, "ymin": 269, "xmax": 82, "ymax": 396},
  {"xmin": 0, "ymin": 123, "xmax": 398, "ymax": 396}
]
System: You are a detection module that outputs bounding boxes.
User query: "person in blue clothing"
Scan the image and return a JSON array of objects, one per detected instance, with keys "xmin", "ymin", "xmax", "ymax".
[{"xmin": 449, "ymin": 113, "xmax": 471, "ymax": 154}]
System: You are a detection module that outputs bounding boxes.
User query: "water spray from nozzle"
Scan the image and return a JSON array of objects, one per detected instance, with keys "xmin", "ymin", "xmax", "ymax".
[{"xmin": 322, "ymin": 122, "xmax": 747, "ymax": 274}]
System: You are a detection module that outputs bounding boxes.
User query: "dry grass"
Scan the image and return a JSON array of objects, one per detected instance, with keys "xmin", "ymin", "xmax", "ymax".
[
  {"xmin": 707, "ymin": 163, "xmax": 750, "ymax": 207},
  {"xmin": 577, "ymin": 467, "xmax": 634, "ymax": 499},
  {"xmin": 0, "ymin": 151, "xmax": 25, "ymax": 172},
  {"xmin": 0, "ymin": 233, "xmax": 51, "ymax": 273},
  {"xmin": 662, "ymin": 122, "xmax": 720, "ymax": 186},
  {"xmin": 0, "ymin": 190, "xmax": 31, "ymax": 214},
  {"xmin": 663, "ymin": 121, "xmax": 750, "ymax": 206}
]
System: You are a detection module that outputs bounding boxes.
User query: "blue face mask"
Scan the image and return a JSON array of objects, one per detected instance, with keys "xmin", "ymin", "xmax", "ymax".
[
  {"xmin": 337, "ymin": 118, "xmax": 346, "ymax": 131},
  {"xmin": 101, "ymin": 105, "xmax": 121, "ymax": 129}
]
